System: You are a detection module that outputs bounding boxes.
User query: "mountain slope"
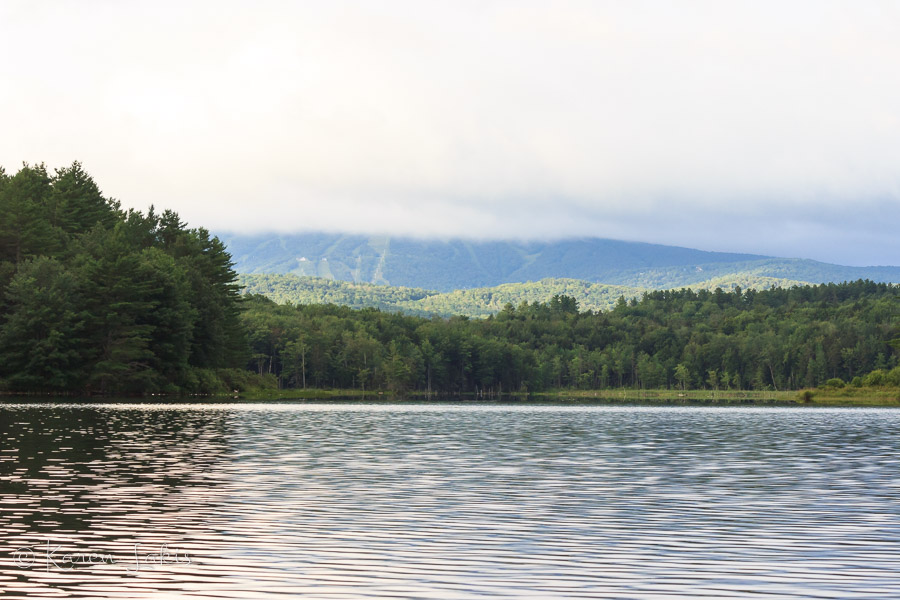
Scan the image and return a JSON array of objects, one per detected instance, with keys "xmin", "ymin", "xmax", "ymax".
[
  {"xmin": 237, "ymin": 274, "xmax": 640, "ymax": 316},
  {"xmin": 221, "ymin": 232, "xmax": 900, "ymax": 291},
  {"xmin": 237, "ymin": 273, "xmax": 439, "ymax": 315},
  {"xmin": 238, "ymin": 274, "xmax": 813, "ymax": 318}
]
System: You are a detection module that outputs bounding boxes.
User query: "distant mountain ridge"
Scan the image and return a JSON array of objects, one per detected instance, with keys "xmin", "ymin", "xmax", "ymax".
[
  {"xmin": 237, "ymin": 274, "xmax": 812, "ymax": 318},
  {"xmin": 221, "ymin": 232, "xmax": 900, "ymax": 291}
]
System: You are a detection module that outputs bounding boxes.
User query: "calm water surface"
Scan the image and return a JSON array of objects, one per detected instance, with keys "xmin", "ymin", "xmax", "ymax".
[{"xmin": 1, "ymin": 402, "xmax": 899, "ymax": 598}]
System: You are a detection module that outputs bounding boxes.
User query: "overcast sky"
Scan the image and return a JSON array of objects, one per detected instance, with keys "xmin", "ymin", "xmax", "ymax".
[{"xmin": 2, "ymin": 1, "xmax": 899, "ymax": 266}]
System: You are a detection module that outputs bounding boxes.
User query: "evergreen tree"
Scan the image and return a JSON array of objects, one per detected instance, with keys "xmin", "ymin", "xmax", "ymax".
[{"xmin": 0, "ymin": 162, "xmax": 249, "ymax": 394}]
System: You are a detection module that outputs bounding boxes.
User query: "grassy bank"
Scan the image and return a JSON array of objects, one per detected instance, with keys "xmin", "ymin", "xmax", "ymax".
[
  {"xmin": 536, "ymin": 387, "xmax": 900, "ymax": 406},
  {"xmin": 800, "ymin": 386, "xmax": 900, "ymax": 406},
  {"xmin": 234, "ymin": 387, "xmax": 397, "ymax": 400},
  {"xmin": 3, "ymin": 384, "xmax": 896, "ymax": 406}
]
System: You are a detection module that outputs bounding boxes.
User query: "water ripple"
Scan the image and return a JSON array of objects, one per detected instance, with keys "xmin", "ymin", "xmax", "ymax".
[{"xmin": 1, "ymin": 403, "xmax": 900, "ymax": 598}]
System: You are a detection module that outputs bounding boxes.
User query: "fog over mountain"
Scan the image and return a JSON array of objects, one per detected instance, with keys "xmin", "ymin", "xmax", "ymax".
[
  {"xmin": 221, "ymin": 232, "xmax": 900, "ymax": 292},
  {"xmin": 2, "ymin": 1, "xmax": 899, "ymax": 265}
]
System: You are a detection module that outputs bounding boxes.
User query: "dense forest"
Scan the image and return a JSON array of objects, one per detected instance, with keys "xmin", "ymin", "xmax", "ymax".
[
  {"xmin": 0, "ymin": 162, "xmax": 251, "ymax": 393},
  {"xmin": 242, "ymin": 282, "xmax": 899, "ymax": 394},
  {"xmin": 2, "ymin": 163, "xmax": 898, "ymax": 396},
  {"xmin": 238, "ymin": 273, "xmax": 808, "ymax": 318}
]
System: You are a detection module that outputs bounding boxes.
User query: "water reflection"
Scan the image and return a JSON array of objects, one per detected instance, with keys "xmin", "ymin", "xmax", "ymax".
[{"xmin": 1, "ymin": 402, "xmax": 900, "ymax": 598}]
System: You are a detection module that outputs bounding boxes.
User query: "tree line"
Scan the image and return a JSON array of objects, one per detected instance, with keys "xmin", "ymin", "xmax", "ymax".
[{"xmin": 242, "ymin": 282, "xmax": 899, "ymax": 394}]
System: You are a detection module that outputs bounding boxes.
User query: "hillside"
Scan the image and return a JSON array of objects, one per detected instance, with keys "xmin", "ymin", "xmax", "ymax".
[
  {"xmin": 237, "ymin": 274, "xmax": 440, "ymax": 316},
  {"xmin": 603, "ymin": 258, "xmax": 900, "ymax": 288},
  {"xmin": 238, "ymin": 273, "xmax": 812, "ymax": 318},
  {"xmin": 222, "ymin": 232, "xmax": 900, "ymax": 291}
]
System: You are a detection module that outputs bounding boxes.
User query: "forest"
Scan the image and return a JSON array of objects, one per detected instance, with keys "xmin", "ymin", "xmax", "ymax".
[
  {"xmin": 2, "ymin": 163, "xmax": 898, "ymax": 396},
  {"xmin": 238, "ymin": 273, "xmax": 807, "ymax": 317},
  {"xmin": 242, "ymin": 282, "xmax": 899, "ymax": 394},
  {"xmin": 0, "ymin": 162, "xmax": 251, "ymax": 393}
]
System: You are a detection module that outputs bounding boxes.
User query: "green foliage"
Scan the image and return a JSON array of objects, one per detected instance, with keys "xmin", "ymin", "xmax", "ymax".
[
  {"xmin": 860, "ymin": 366, "xmax": 900, "ymax": 388},
  {"xmin": 238, "ymin": 273, "xmax": 884, "ymax": 323},
  {"xmin": 0, "ymin": 163, "xmax": 56, "ymax": 266},
  {"xmin": 890, "ymin": 367, "xmax": 900, "ymax": 387},
  {"xmin": 237, "ymin": 273, "xmax": 438, "ymax": 313},
  {"xmin": 0, "ymin": 256, "xmax": 87, "ymax": 390},
  {"xmin": 825, "ymin": 378, "xmax": 846, "ymax": 388},
  {"xmin": 238, "ymin": 274, "xmax": 640, "ymax": 317},
  {"xmin": 687, "ymin": 274, "xmax": 810, "ymax": 292},
  {"xmin": 674, "ymin": 364, "xmax": 690, "ymax": 390},
  {"xmin": 0, "ymin": 163, "xmax": 246, "ymax": 394},
  {"xmin": 413, "ymin": 279, "xmax": 635, "ymax": 316},
  {"xmin": 241, "ymin": 281, "xmax": 899, "ymax": 394},
  {"xmin": 864, "ymin": 370, "xmax": 886, "ymax": 386}
]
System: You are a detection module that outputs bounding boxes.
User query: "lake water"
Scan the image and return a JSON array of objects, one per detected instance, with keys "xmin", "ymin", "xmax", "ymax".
[{"xmin": 1, "ymin": 402, "xmax": 899, "ymax": 598}]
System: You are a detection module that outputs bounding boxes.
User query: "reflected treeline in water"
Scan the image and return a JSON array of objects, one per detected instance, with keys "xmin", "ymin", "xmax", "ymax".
[{"xmin": 2, "ymin": 402, "xmax": 900, "ymax": 598}]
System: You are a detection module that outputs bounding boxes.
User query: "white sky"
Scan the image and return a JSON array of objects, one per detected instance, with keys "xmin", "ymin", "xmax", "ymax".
[{"xmin": 1, "ymin": 0, "xmax": 899, "ymax": 265}]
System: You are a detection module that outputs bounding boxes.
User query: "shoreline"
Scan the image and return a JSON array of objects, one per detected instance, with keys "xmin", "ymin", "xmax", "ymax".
[
  {"xmin": 2, "ymin": 387, "xmax": 898, "ymax": 406},
  {"xmin": 534, "ymin": 388, "xmax": 900, "ymax": 407}
]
